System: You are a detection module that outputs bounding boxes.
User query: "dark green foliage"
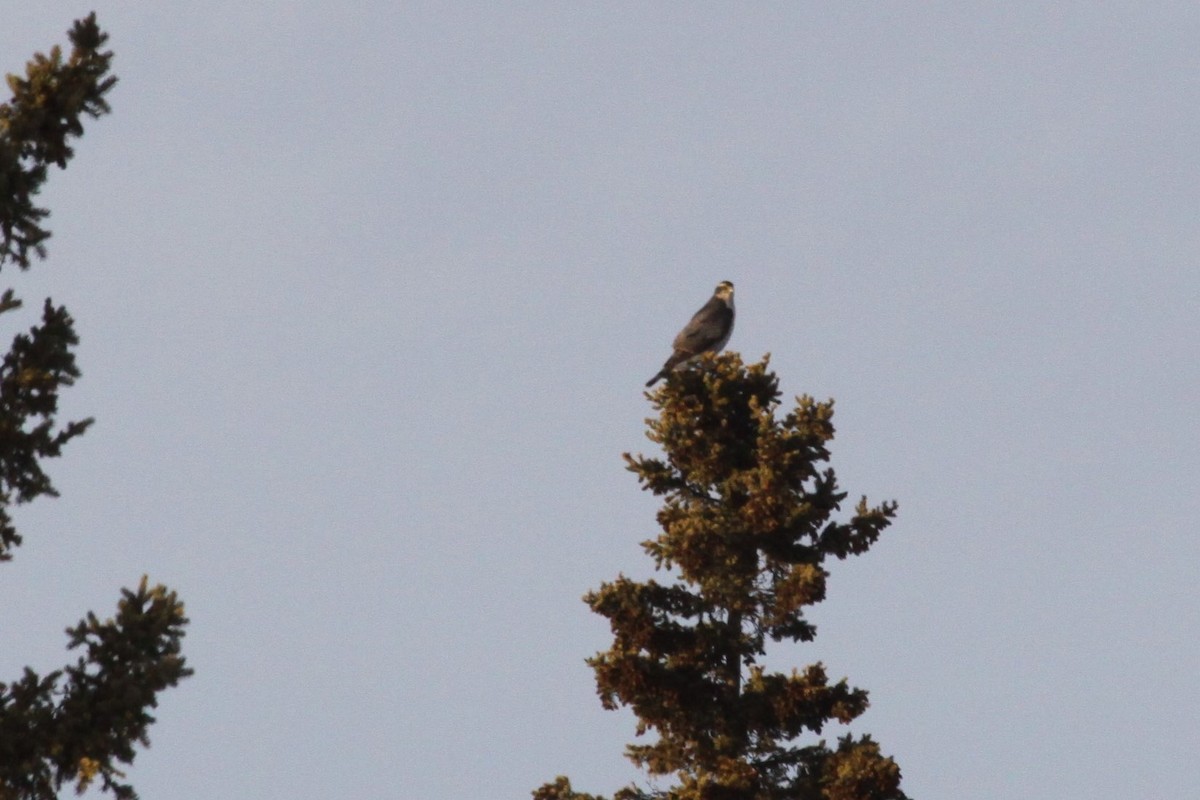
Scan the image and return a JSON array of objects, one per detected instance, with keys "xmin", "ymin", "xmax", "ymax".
[
  {"xmin": 0, "ymin": 17, "xmax": 191, "ymax": 800},
  {"xmin": 0, "ymin": 12, "xmax": 116, "ymax": 269},
  {"xmin": 0, "ymin": 13, "xmax": 106, "ymax": 557},
  {"xmin": 0, "ymin": 579, "xmax": 192, "ymax": 800},
  {"xmin": 0, "ymin": 293, "xmax": 93, "ymax": 559},
  {"xmin": 536, "ymin": 354, "xmax": 907, "ymax": 800}
]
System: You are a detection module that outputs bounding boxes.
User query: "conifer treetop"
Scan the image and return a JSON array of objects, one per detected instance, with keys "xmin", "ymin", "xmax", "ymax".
[
  {"xmin": 537, "ymin": 353, "xmax": 907, "ymax": 800},
  {"xmin": 0, "ymin": 17, "xmax": 192, "ymax": 800},
  {"xmin": 1, "ymin": 12, "xmax": 116, "ymax": 270}
]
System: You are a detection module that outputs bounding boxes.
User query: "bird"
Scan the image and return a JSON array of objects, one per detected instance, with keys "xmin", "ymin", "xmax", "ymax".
[{"xmin": 646, "ymin": 280, "xmax": 735, "ymax": 387}]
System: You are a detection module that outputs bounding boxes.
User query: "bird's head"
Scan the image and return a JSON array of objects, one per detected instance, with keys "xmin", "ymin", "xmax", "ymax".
[{"xmin": 714, "ymin": 280, "xmax": 734, "ymax": 302}]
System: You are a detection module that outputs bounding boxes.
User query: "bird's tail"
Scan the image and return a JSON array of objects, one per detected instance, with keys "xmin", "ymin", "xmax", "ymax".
[
  {"xmin": 646, "ymin": 350, "xmax": 698, "ymax": 387},
  {"xmin": 646, "ymin": 352, "xmax": 687, "ymax": 387}
]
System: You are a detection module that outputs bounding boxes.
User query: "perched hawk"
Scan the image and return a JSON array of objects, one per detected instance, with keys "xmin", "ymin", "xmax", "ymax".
[{"xmin": 646, "ymin": 280, "xmax": 735, "ymax": 387}]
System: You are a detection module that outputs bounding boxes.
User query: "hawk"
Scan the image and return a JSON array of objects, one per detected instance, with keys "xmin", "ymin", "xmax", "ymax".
[{"xmin": 646, "ymin": 280, "xmax": 735, "ymax": 387}]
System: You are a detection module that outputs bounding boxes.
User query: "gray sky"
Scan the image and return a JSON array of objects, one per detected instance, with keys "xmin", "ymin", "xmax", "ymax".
[{"xmin": 2, "ymin": 4, "xmax": 1198, "ymax": 798}]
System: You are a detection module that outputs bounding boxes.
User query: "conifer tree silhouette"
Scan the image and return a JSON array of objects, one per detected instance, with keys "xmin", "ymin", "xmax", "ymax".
[
  {"xmin": 537, "ymin": 354, "xmax": 906, "ymax": 800},
  {"xmin": 0, "ymin": 17, "xmax": 191, "ymax": 800}
]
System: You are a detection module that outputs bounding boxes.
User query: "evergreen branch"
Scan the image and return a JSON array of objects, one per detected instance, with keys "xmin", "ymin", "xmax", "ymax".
[
  {"xmin": 0, "ymin": 298, "xmax": 93, "ymax": 560},
  {"xmin": 0, "ymin": 578, "xmax": 192, "ymax": 800},
  {"xmin": 0, "ymin": 13, "xmax": 116, "ymax": 269}
]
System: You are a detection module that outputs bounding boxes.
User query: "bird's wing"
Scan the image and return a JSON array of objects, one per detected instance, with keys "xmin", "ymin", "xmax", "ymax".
[{"xmin": 671, "ymin": 298, "xmax": 733, "ymax": 354}]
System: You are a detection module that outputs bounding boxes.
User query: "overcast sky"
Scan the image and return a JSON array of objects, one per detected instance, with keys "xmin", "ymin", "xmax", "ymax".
[{"xmin": 2, "ymin": 4, "xmax": 1198, "ymax": 799}]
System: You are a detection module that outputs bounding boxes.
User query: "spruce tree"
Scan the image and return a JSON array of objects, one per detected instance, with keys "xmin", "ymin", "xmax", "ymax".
[
  {"xmin": 0, "ymin": 16, "xmax": 191, "ymax": 800},
  {"xmin": 536, "ymin": 354, "xmax": 906, "ymax": 800}
]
